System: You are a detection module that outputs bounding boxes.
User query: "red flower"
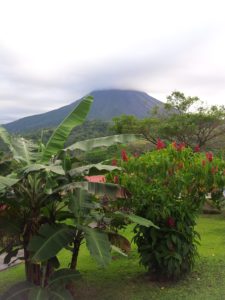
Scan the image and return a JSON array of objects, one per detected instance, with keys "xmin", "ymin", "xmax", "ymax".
[
  {"xmin": 113, "ymin": 175, "xmax": 119, "ymax": 184},
  {"xmin": 112, "ymin": 159, "xmax": 117, "ymax": 166},
  {"xmin": 206, "ymin": 152, "xmax": 213, "ymax": 162},
  {"xmin": 167, "ymin": 217, "xmax": 175, "ymax": 228},
  {"xmin": 156, "ymin": 138, "xmax": 165, "ymax": 150},
  {"xmin": 121, "ymin": 149, "xmax": 129, "ymax": 162},
  {"xmin": 202, "ymin": 159, "xmax": 206, "ymax": 166},
  {"xmin": 194, "ymin": 145, "xmax": 200, "ymax": 152}
]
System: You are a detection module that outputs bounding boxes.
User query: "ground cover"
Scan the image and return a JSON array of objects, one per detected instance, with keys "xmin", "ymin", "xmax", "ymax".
[{"xmin": 1, "ymin": 214, "xmax": 225, "ymax": 300}]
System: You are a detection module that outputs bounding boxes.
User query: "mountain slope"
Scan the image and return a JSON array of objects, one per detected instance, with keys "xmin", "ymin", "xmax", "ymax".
[{"xmin": 3, "ymin": 89, "xmax": 163, "ymax": 133}]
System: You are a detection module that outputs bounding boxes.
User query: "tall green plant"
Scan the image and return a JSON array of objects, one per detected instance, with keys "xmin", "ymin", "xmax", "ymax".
[
  {"xmin": 0, "ymin": 96, "xmax": 153, "ymax": 298},
  {"xmin": 110, "ymin": 143, "xmax": 225, "ymax": 280}
]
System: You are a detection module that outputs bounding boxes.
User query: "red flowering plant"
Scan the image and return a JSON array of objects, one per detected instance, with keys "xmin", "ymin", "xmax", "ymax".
[{"xmin": 109, "ymin": 143, "xmax": 225, "ymax": 280}]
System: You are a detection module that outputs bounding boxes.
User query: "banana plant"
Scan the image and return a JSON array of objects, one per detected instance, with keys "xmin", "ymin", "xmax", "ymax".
[
  {"xmin": 0, "ymin": 95, "xmax": 155, "ymax": 299},
  {"xmin": 0, "ymin": 96, "xmax": 94, "ymax": 287}
]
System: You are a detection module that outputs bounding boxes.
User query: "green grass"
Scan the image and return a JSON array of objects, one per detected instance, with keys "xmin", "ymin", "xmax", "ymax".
[{"xmin": 1, "ymin": 215, "xmax": 225, "ymax": 299}]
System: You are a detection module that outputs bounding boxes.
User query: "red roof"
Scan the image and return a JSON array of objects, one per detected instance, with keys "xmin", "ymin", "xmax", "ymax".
[{"xmin": 84, "ymin": 175, "xmax": 106, "ymax": 183}]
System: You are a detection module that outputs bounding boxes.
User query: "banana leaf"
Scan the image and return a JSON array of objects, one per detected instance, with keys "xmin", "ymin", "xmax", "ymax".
[
  {"xmin": 66, "ymin": 134, "xmax": 142, "ymax": 152},
  {"xmin": 0, "ymin": 126, "xmax": 13, "ymax": 151},
  {"xmin": 69, "ymin": 163, "xmax": 120, "ymax": 177},
  {"xmin": 12, "ymin": 137, "xmax": 39, "ymax": 164},
  {"xmin": 28, "ymin": 224, "xmax": 75, "ymax": 262},
  {"xmin": 82, "ymin": 226, "xmax": 111, "ymax": 267},
  {"xmin": 0, "ymin": 176, "xmax": 19, "ymax": 192},
  {"xmin": 23, "ymin": 164, "xmax": 65, "ymax": 175},
  {"xmin": 115, "ymin": 211, "xmax": 159, "ymax": 229},
  {"xmin": 41, "ymin": 96, "xmax": 93, "ymax": 162},
  {"xmin": 0, "ymin": 127, "xmax": 38, "ymax": 164}
]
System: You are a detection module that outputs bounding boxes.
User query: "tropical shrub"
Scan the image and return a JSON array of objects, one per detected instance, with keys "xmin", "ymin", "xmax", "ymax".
[{"xmin": 109, "ymin": 142, "xmax": 225, "ymax": 280}]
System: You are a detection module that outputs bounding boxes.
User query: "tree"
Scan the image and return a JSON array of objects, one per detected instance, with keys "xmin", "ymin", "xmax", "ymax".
[
  {"xmin": 112, "ymin": 115, "xmax": 161, "ymax": 145},
  {"xmin": 112, "ymin": 91, "xmax": 225, "ymax": 149},
  {"xmin": 160, "ymin": 91, "xmax": 225, "ymax": 148}
]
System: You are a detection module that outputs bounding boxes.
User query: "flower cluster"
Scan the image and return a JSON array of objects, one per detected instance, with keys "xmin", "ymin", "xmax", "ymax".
[
  {"xmin": 121, "ymin": 149, "xmax": 129, "ymax": 162},
  {"xmin": 156, "ymin": 138, "xmax": 166, "ymax": 150},
  {"xmin": 206, "ymin": 151, "xmax": 213, "ymax": 162}
]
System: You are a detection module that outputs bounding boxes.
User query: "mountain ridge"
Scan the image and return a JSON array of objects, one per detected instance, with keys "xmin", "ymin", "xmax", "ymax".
[{"xmin": 3, "ymin": 89, "xmax": 163, "ymax": 133}]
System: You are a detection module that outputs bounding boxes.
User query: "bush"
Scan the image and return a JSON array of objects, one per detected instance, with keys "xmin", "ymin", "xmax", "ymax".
[{"xmin": 110, "ymin": 142, "xmax": 225, "ymax": 280}]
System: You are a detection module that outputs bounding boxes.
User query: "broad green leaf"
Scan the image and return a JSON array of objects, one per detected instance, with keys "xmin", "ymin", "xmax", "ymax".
[
  {"xmin": 49, "ymin": 289, "xmax": 74, "ymax": 300},
  {"xmin": 0, "ymin": 176, "xmax": 19, "ymax": 192},
  {"xmin": 23, "ymin": 164, "xmax": 65, "ymax": 175},
  {"xmin": 28, "ymin": 287, "xmax": 49, "ymax": 300},
  {"xmin": 82, "ymin": 226, "xmax": 111, "ymax": 267},
  {"xmin": 49, "ymin": 268, "xmax": 80, "ymax": 287},
  {"xmin": 42, "ymin": 96, "xmax": 93, "ymax": 162},
  {"xmin": 68, "ymin": 189, "xmax": 94, "ymax": 223},
  {"xmin": 69, "ymin": 163, "xmax": 120, "ymax": 177},
  {"xmin": 0, "ymin": 127, "xmax": 38, "ymax": 164},
  {"xmin": 0, "ymin": 126, "xmax": 12, "ymax": 150},
  {"xmin": 12, "ymin": 137, "xmax": 39, "ymax": 164},
  {"xmin": 1, "ymin": 281, "xmax": 34, "ymax": 300},
  {"xmin": 28, "ymin": 224, "xmax": 74, "ymax": 262},
  {"xmin": 115, "ymin": 212, "xmax": 159, "ymax": 229},
  {"xmin": 66, "ymin": 134, "xmax": 142, "ymax": 152}
]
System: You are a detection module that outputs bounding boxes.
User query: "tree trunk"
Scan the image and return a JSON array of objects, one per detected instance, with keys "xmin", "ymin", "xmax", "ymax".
[
  {"xmin": 70, "ymin": 231, "xmax": 83, "ymax": 270},
  {"xmin": 24, "ymin": 248, "xmax": 54, "ymax": 286},
  {"xmin": 23, "ymin": 223, "xmax": 54, "ymax": 286},
  {"xmin": 24, "ymin": 248, "xmax": 41, "ymax": 285}
]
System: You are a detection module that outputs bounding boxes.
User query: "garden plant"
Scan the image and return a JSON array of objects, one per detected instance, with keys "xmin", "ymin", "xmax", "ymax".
[
  {"xmin": 109, "ymin": 141, "xmax": 225, "ymax": 280},
  {"xmin": 0, "ymin": 97, "xmax": 154, "ymax": 299}
]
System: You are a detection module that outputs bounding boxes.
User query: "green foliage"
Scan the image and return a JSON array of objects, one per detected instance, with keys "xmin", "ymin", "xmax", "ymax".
[
  {"xmin": 0, "ymin": 93, "xmax": 153, "ymax": 295},
  {"xmin": 66, "ymin": 134, "xmax": 141, "ymax": 152},
  {"xmin": 112, "ymin": 91, "xmax": 225, "ymax": 149},
  {"xmin": 42, "ymin": 96, "xmax": 93, "ymax": 161},
  {"xmin": 112, "ymin": 144, "xmax": 225, "ymax": 280},
  {"xmin": 82, "ymin": 226, "xmax": 112, "ymax": 267},
  {"xmin": 28, "ymin": 224, "xmax": 75, "ymax": 263}
]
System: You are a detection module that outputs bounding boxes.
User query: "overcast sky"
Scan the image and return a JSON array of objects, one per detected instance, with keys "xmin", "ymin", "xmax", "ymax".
[{"xmin": 0, "ymin": 0, "xmax": 225, "ymax": 124}]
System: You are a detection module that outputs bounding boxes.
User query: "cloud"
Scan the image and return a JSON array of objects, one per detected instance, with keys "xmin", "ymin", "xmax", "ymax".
[{"xmin": 0, "ymin": 2, "xmax": 225, "ymax": 124}]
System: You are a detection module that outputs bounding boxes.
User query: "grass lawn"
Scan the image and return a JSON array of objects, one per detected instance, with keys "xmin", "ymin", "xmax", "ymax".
[{"xmin": 1, "ymin": 214, "xmax": 225, "ymax": 299}]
